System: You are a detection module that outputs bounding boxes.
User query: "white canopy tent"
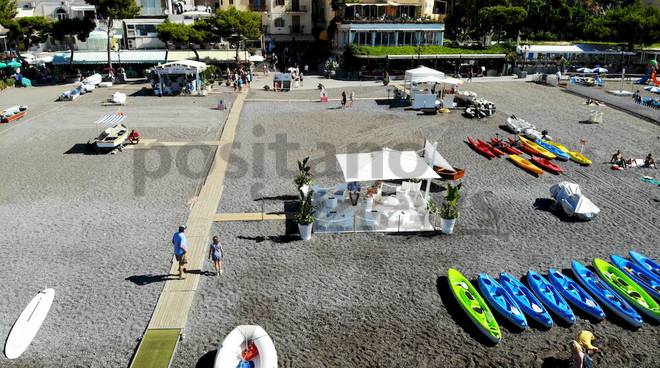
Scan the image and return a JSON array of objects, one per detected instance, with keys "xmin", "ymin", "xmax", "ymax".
[
  {"xmin": 336, "ymin": 148, "xmax": 440, "ymax": 200},
  {"xmin": 404, "ymin": 66, "xmax": 445, "ymax": 92},
  {"xmin": 153, "ymin": 60, "xmax": 208, "ymax": 96}
]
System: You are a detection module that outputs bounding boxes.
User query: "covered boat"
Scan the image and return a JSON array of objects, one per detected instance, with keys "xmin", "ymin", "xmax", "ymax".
[
  {"xmin": 550, "ymin": 182, "xmax": 600, "ymax": 220},
  {"xmin": 1, "ymin": 105, "xmax": 28, "ymax": 123},
  {"xmin": 82, "ymin": 73, "xmax": 102, "ymax": 86},
  {"xmin": 59, "ymin": 86, "xmax": 82, "ymax": 101},
  {"xmin": 92, "ymin": 113, "xmax": 128, "ymax": 149},
  {"xmin": 214, "ymin": 325, "xmax": 277, "ymax": 368},
  {"xmin": 506, "ymin": 115, "xmax": 534, "ymax": 133}
]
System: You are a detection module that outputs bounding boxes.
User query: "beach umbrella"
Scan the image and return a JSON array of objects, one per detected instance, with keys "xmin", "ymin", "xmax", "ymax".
[
  {"xmin": 6, "ymin": 60, "xmax": 21, "ymax": 68},
  {"xmin": 644, "ymin": 86, "xmax": 660, "ymax": 94},
  {"xmin": 592, "ymin": 67, "xmax": 608, "ymax": 73},
  {"xmin": 576, "ymin": 67, "xmax": 592, "ymax": 73}
]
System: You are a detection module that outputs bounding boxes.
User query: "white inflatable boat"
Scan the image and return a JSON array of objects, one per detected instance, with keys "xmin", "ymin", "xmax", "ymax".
[{"xmin": 214, "ymin": 325, "xmax": 277, "ymax": 368}]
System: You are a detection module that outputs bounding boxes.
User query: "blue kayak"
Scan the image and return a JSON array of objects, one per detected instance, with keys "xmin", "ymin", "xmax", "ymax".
[
  {"xmin": 548, "ymin": 268, "xmax": 605, "ymax": 320},
  {"xmin": 571, "ymin": 260, "xmax": 644, "ymax": 327},
  {"xmin": 499, "ymin": 273, "xmax": 553, "ymax": 328},
  {"xmin": 527, "ymin": 270, "xmax": 576, "ymax": 324},
  {"xmin": 611, "ymin": 255, "xmax": 660, "ymax": 301},
  {"xmin": 629, "ymin": 251, "xmax": 660, "ymax": 283},
  {"xmin": 478, "ymin": 273, "xmax": 528, "ymax": 329},
  {"xmin": 535, "ymin": 139, "xmax": 570, "ymax": 161}
]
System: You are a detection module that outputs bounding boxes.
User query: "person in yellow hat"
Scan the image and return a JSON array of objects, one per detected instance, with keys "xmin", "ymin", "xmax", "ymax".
[{"xmin": 577, "ymin": 330, "xmax": 599, "ymax": 368}]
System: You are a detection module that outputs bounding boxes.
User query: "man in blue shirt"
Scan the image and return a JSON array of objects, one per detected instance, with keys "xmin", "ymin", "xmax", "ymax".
[{"xmin": 172, "ymin": 226, "xmax": 189, "ymax": 279}]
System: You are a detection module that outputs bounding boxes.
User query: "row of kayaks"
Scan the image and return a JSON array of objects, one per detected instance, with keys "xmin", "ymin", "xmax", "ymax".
[
  {"xmin": 468, "ymin": 135, "xmax": 592, "ymax": 176},
  {"xmin": 448, "ymin": 251, "xmax": 659, "ymax": 343}
]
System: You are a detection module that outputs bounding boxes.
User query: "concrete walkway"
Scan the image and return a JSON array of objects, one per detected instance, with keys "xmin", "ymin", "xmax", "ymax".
[{"xmin": 129, "ymin": 91, "xmax": 247, "ymax": 368}]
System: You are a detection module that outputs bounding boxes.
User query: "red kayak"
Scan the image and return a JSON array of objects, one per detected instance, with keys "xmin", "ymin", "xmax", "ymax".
[
  {"xmin": 467, "ymin": 136, "xmax": 495, "ymax": 158},
  {"xmin": 509, "ymin": 137, "xmax": 542, "ymax": 156},
  {"xmin": 531, "ymin": 156, "xmax": 563, "ymax": 174},
  {"xmin": 491, "ymin": 138, "xmax": 523, "ymax": 155},
  {"xmin": 478, "ymin": 139, "xmax": 505, "ymax": 157}
]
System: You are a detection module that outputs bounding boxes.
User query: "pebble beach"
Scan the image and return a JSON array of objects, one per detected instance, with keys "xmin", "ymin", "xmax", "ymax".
[{"xmin": 0, "ymin": 78, "xmax": 658, "ymax": 367}]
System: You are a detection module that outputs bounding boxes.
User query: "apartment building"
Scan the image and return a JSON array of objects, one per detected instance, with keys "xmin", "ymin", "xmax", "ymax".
[
  {"xmin": 15, "ymin": 1, "xmax": 95, "ymax": 20},
  {"xmin": 332, "ymin": 0, "xmax": 447, "ymax": 51}
]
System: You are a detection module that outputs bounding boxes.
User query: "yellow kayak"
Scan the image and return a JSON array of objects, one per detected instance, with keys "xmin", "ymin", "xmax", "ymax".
[
  {"xmin": 509, "ymin": 154, "xmax": 544, "ymax": 176},
  {"xmin": 544, "ymin": 140, "xmax": 592, "ymax": 166},
  {"xmin": 519, "ymin": 136, "xmax": 557, "ymax": 160}
]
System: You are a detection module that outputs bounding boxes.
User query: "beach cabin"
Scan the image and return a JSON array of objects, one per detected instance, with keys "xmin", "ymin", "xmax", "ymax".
[{"xmin": 152, "ymin": 60, "xmax": 208, "ymax": 96}]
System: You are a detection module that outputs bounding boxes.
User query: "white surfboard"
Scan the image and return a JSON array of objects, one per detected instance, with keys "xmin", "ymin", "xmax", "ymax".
[{"xmin": 4, "ymin": 288, "xmax": 55, "ymax": 359}]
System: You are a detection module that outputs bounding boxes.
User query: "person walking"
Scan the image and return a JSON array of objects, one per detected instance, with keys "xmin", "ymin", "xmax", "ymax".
[
  {"xmin": 468, "ymin": 67, "xmax": 473, "ymax": 82},
  {"xmin": 172, "ymin": 226, "xmax": 188, "ymax": 280},
  {"xmin": 341, "ymin": 91, "xmax": 347, "ymax": 108},
  {"xmin": 348, "ymin": 91, "xmax": 355, "ymax": 107},
  {"xmin": 208, "ymin": 236, "xmax": 224, "ymax": 276}
]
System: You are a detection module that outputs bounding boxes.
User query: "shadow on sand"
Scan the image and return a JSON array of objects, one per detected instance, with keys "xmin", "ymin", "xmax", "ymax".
[
  {"xmin": 125, "ymin": 274, "xmax": 173, "ymax": 285},
  {"xmin": 533, "ymin": 198, "xmax": 583, "ymax": 223},
  {"xmin": 195, "ymin": 349, "xmax": 217, "ymax": 368}
]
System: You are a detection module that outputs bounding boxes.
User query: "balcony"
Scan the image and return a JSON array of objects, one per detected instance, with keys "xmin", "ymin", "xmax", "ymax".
[
  {"xmin": 341, "ymin": 16, "xmax": 441, "ymax": 24},
  {"xmin": 289, "ymin": 25, "xmax": 305, "ymax": 34},
  {"xmin": 285, "ymin": 5, "xmax": 307, "ymax": 12}
]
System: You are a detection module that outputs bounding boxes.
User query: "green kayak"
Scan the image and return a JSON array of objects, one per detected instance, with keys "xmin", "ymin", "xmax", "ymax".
[
  {"xmin": 593, "ymin": 258, "xmax": 660, "ymax": 322},
  {"xmin": 447, "ymin": 268, "xmax": 501, "ymax": 343}
]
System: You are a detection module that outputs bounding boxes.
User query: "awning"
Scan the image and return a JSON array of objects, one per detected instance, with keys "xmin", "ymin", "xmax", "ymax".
[
  {"xmin": 70, "ymin": 5, "xmax": 96, "ymax": 11},
  {"xmin": 336, "ymin": 148, "xmax": 440, "ymax": 182},
  {"xmin": 53, "ymin": 50, "xmax": 167, "ymax": 65},
  {"xmin": 155, "ymin": 59, "xmax": 208, "ymax": 74},
  {"xmin": 94, "ymin": 113, "xmax": 126, "ymax": 126},
  {"xmin": 167, "ymin": 50, "xmax": 246, "ymax": 62}
]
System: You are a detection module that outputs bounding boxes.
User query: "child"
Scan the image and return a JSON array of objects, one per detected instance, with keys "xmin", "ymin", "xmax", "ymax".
[{"xmin": 208, "ymin": 236, "xmax": 224, "ymax": 276}]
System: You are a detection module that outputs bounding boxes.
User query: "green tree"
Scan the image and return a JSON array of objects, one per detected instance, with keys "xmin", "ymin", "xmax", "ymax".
[
  {"xmin": 479, "ymin": 6, "xmax": 528, "ymax": 43},
  {"xmin": 157, "ymin": 21, "xmax": 206, "ymax": 60},
  {"xmin": 4, "ymin": 16, "xmax": 52, "ymax": 59},
  {"xmin": 86, "ymin": 0, "xmax": 141, "ymax": 69},
  {"xmin": 52, "ymin": 18, "xmax": 96, "ymax": 67},
  {"xmin": 0, "ymin": 0, "xmax": 17, "ymax": 23},
  {"xmin": 585, "ymin": 4, "xmax": 660, "ymax": 50},
  {"xmin": 201, "ymin": 8, "xmax": 262, "ymax": 63}
]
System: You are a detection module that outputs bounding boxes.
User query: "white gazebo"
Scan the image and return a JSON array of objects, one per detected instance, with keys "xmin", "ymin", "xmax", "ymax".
[
  {"xmin": 404, "ymin": 66, "xmax": 445, "ymax": 92},
  {"xmin": 153, "ymin": 60, "xmax": 208, "ymax": 96},
  {"xmin": 313, "ymin": 148, "xmax": 441, "ymax": 233}
]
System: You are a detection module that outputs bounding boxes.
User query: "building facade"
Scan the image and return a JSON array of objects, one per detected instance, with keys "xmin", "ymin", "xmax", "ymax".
[{"xmin": 332, "ymin": 0, "xmax": 446, "ymax": 51}]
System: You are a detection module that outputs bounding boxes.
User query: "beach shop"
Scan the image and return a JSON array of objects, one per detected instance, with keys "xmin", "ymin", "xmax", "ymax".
[
  {"xmin": 312, "ymin": 148, "xmax": 443, "ymax": 233},
  {"xmin": 152, "ymin": 60, "xmax": 208, "ymax": 96}
]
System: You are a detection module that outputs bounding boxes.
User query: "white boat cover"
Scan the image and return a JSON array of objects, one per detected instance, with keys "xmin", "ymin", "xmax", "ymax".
[
  {"xmin": 506, "ymin": 116, "xmax": 534, "ymax": 133},
  {"xmin": 82, "ymin": 73, "xmax": 102, "ymax": 85},
  {"xmin": 550, "ymin": 181, "xmax": 600, "ymax": 220},
  {"xmin": 214, "ymin": 325, "xmax": 277, "ymax": 368},
  {"xmin": 110, "ymin": 92, "xmax": 127, "ymax": 104}
]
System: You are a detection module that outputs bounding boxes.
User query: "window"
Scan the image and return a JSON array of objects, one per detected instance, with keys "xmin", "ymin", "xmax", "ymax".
[
  {"xmin": 432, "ymin": 0, "xmax": 447, "ymax": 15},
  {"xmin": 55, "ymin": 8, "xmax": 67, "ymax": 20},
  {"xmin": 274, "ymin": 18, "xmax": 285, "ymax": 28},
  {"xmin": 229, "ymin": 0, "xmax": 233, "ymax": 5},
  {"xmin": 276, "ymin": 0, "xmax": 285, "ymax": 6}
]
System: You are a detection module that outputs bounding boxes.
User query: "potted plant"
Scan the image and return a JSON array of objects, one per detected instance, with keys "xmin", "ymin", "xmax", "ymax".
[
  {"xmin": 294, "ymin": 157, "xmax": 315, "ymax": 240},
  {"xmin": 295, "ymin": 184, "xmax": 315, "ymax": 240},
  {"xmin": 324, "ymin": 60, "xmax": 338, "ymax": 79},
  {"xmin": 428, "ymin": 183, "xmax": 462, "ymax": 234}
]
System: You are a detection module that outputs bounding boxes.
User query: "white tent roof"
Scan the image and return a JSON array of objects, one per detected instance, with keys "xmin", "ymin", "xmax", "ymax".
[
  {"xmin": 156, "ymin": 60, "xmax": 208, "ymax": 73},
  {"xmin": 405, "ymin": 66, "xmax": 445, "ymax": 84},
  {"xmin": 336, "ymin": 148, "xmax": 441, "ymax": 182}
]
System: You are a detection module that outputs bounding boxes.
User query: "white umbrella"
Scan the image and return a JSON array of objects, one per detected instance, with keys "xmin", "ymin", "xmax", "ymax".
[
  {"xmin": 592, "ymin": 67, "xmax": 608, "ymax": 73},
  {"xmin": 248, "ymin": 55, "xmax": 264, "ymax": 62},
  {"xmin": 644, "ymin": 86, "xmax": 660, "ymax": 94},
  {"xmin": 576, "ymin": 67, "xmax": 592, "ymax": 73}
]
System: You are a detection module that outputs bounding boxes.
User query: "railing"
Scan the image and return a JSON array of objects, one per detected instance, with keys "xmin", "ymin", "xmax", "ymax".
[
  {"xmin": 341, "ymin": 17, "xmax": 440, "ymax": 24},
  {"xmin": 286, "ymin": 5, "xmax": 307, "ymax": 12},
  {"xmin": 289, "ymin": 25, "xmax": 305, "ymax": 34}
]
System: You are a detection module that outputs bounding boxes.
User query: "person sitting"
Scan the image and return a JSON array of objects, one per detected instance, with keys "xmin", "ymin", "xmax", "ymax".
[
  {"xmin": 644, "ymin": 153, "xmax": 656, "ymax": 168},
  {"xmin": 611, "ymin": 150, "xmax": 627, "ymax": 168},
  {"xmin": 128, "ymin": 129, "xmax": 141, "ymax": 144},
  {"xmin": 541, "ymin": 130, "xmax": 551, "ymax": 141},
  {"xmin": 347, "ymin": 181, "xmax": 361, "ymax": 206},
  {"xmin": 632, "ymin": 90, "xmax": 640, "ymax": 103}
]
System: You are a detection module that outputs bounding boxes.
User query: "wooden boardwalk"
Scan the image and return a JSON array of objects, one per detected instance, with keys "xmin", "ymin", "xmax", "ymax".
[{"xmin": 130, "ymin": 91, "xmax": 247, "ymax": 368}]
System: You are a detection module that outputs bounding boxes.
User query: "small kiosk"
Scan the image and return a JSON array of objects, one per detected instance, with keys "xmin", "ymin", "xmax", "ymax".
[{"xmin": 152, "ymin": 60, "xmax": 208, "ymax": 96}]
